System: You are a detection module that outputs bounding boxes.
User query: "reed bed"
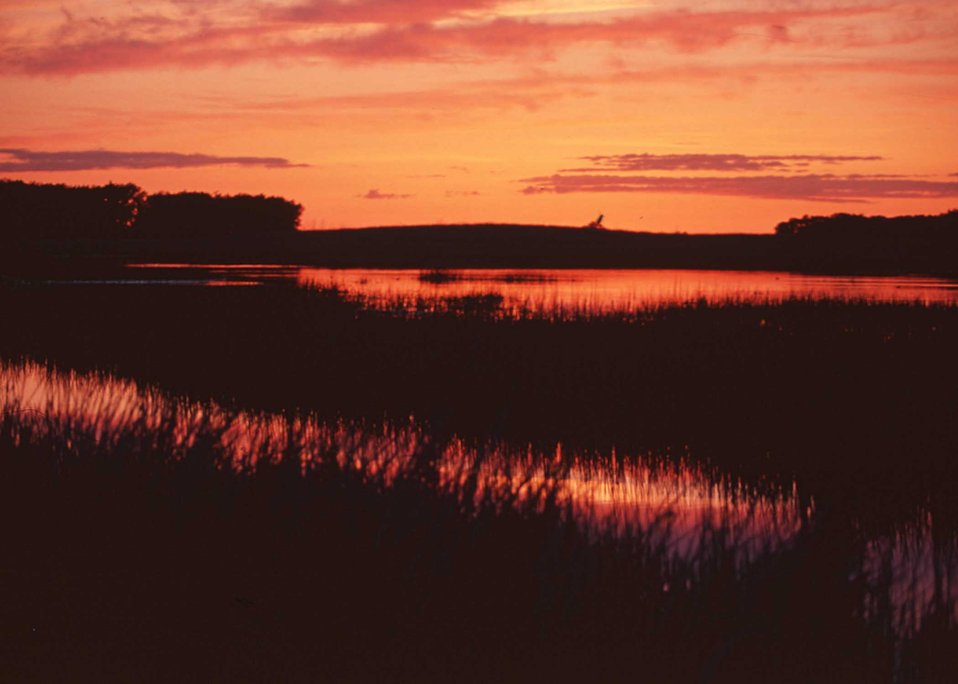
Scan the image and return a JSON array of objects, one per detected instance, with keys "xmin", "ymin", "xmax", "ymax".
[
  {"xmin": 2, "ymin": 359, "xmax": 956, "ymax": 682},
  {"xmin": 1, "ymin": 279, "xmax": 957, "ymax": 681}
]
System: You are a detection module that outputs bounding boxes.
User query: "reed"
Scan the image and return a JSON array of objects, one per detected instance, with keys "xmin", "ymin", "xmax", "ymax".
[{"xmin": 2, "ymin": 377, "xmax": 955, "ymax": 682}]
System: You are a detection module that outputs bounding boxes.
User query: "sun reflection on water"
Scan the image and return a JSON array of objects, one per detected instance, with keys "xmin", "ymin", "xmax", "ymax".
[
  {"xmin": 123, "ymin": 265, "xmax": 958, "ymax": 317},
  {"xmin": 296, "ymin": 268, "xmax": 958, "ymax": 317}
]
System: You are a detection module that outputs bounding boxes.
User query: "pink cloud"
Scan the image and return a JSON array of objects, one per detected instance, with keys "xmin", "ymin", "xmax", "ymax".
[
  {"xmin": 520, "ymin": 173, "xmax": 958, "ymax": 202},
  {"xmin": 304, "ymin": 7, "xmax": 875, "ymax": 62},
  {"xmin": 359, "ymin": 188, "xmax": 412, "ymax": 200},
  {"xmin": 0, "ymin": 147, "xmax": 306, "ymax": 171},
  {"xmin": 569, "ymin": 153, "xmax": 883, "ymax": 173},
  {"xmin": 0, "ymin": 4, "xmax": 906, "ymax": 74},
  {"xmin": 270, "ymin": 0, "xmax": 500, "ymax": 24}
]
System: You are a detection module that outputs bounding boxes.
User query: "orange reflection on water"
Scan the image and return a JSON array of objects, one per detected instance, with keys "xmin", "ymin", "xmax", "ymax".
[
  {"xmin": 861, "ymin": 514, "xmax": 958, "ymax": 639},
  {"xmin": 1, "ymin": 359, "xmax": 803, "ymax": 553},
  {"xmin": 296, "ymin": 268, "xmax": 958, "ymax": 316},
  {"xmin": 436, "ymin": 437, "xmax": 806, "ymax": 564},
  {"xmin": 123, "ymin": 264, "xmax": 958, "ymax": 313}
]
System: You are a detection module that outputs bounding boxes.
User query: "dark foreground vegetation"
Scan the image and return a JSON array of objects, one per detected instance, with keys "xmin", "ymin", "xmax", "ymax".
[
  {"xmin": 1, "ymin": 278, "xmax": 957, "ymax": 681},
  {"xmin": 1, "ymin": 282, "xmax": 956, "ymax": 513},
  {"xmin": 2, "ymin": 377, "xmax": 956, "ymax": 683},
  {"xmin": 1, "ymin": 180, "xmax": 956, "ymax": 275}
]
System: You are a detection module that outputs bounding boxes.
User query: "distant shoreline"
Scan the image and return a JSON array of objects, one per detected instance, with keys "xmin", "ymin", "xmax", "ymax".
[
  {"xmin": 3, "ymin": 181, "xmax": 954, "ymax": 277},
  {"xmin": 5, "ymin": 223, "xmax": 956, "ymax": 279}
]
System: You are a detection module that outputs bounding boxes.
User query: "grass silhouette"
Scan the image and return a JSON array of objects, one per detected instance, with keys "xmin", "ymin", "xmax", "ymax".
[
  {"xmin": 1, "ymin": 278, "xmax": 957, "ymax": 681},
  {"xmin": 1, "ymin": 282, "xmax": 955, "ymax": 474},
  {"xmin": 2, "ymin": 361, "xmax": 956, "ymax": 682}
]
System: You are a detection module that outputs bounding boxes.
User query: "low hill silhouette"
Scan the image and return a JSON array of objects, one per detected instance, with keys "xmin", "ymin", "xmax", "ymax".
[{"xmin": 27, "ymin": 220, "xmax": 955, "ymax": 275}]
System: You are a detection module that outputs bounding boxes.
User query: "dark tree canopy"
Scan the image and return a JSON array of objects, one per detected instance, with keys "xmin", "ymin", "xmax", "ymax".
[
  {"xmin": 0, "ymin": 181, "xmax": 302, "ymax": 241},
  {"xmin": 775, "ymin": 210, "xmax": 958, "ymax": 241},
  {"xmin": 0, "ymin": 180, "xmax": 144, "ymax": 241},
  {"xmin": 135, "ymin": 192, "xmax": 302, "ymax": 238},
  {"xmin": 773, "ymin": 210, "xmax": 958, "ymax": 274}
]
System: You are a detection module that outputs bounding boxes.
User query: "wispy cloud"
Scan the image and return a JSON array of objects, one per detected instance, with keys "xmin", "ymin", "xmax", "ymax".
[
  {"xmin": 0, "ymin": 148, "xmax": 306, "ymax": 171},
  {"xmin": 521, "ymin": 149, "xmax": 958, "ymax": 201},
  {"xmin": 520, "ymin": 173, "xmax": 958, "ymax": 202},
  {"xmin": 569, "ymin": 153, "xmax": 883, "ymax": 173},
  {"xmin": 270, "ymin": 0, "xmax": 500, "ymax": 24},
  {"xmin": 0, "ymin": 3, "xmax": 923, "ymax": 75},
  {"xmin": 359, "ymin": 188, "xmax": 412, "ymax": 200}
]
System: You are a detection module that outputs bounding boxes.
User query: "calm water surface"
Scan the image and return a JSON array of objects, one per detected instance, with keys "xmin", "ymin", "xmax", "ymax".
[{"xmin": 126, "ymin": 265, "xmax": 958, "ymax": 314}]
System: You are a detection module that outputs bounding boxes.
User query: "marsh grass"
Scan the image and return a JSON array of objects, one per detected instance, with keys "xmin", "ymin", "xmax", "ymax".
[
  {"xmin": 1, "ymin": 281, "xmax": 955, "ymax": 476},
  {"xmin": 2, "ymin": 371, "xmax": 957, "ymax": 682},
  {"xmin": 301, "ymin": 275, "xmax": 951, "ymax": 322},
  {"xmin": 1, "ymin": 280, "xmax": 957, "ymax": 680},
  {"xmin": 2, "ymin": 359, "xmax": 957, "ymax": 681}
]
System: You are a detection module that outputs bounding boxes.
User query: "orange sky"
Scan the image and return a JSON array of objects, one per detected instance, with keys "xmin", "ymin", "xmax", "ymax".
[{"xmin": 1, "ymin": 0, "xmax": 957, "ymax": 232}]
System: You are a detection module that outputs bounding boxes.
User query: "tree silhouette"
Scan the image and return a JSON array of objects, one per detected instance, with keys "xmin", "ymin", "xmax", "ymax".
[
  {"xmin": 0, "ymin": 181, "xmax": 302, "ymax": 242},
  {"xmin": 0, "ymin": 180, "xmax": 144, "ymax": 241},
  {"xmin": 135, "ymin": 192, "xmax": 302, "ymax": 238},
  {"xmin": 775, "ymin": 210, "xmax": 958, "ymax": 242}
]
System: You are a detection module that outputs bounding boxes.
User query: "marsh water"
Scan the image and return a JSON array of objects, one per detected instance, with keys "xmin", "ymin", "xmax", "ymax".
[
  {"xmin": 123, "ymin": 265, "xmax": 958, "ymax": 314},
  {"xmin": 6, "ymin": 266, "xmax": 958, "ymax": 672}
]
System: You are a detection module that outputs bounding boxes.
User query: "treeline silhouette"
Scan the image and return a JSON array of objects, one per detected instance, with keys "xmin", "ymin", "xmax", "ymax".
[
  {"xmin": 0, "ymin": 179, "xmax": 302, "ymax": 241},
  {"xmin": 136, "ymin": 191, "xmax": 303, "ymax": 238},
  {"xmin": 0, "ymin": 180, "xmax": 143, "ymax": 240},
  {"xmin": 3, "ymin": 179, "xmax": 957, "ymax": 275},
  {"xmin": 775, "ymin": 210, "xmax": 958, "ymax": 240},
  {"xmin": 775, "ymin": 210, "xmax": 958, "ymax": 273}
]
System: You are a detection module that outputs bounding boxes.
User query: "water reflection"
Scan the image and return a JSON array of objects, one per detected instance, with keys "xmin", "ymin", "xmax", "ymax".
[
  {"xmin": 297, "ymin": 268, "xmax": 958, "ymax": 315},
  {"xmin": 861, "ymin": 515, "xmax": 958, "ymax": 639},
  {"xmin": 124, "ymin": 265, "xmax": 958, "ymax": 315},
  {"xmin": 3, "ymin": 358, "xmax": 954, "ymax": 638},
  {"xmin": 1, "ymin": 359, "xmax": 802, "ymax": 546}
]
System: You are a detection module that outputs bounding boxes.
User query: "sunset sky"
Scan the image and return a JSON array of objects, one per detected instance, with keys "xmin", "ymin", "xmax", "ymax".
[{"xmin": 1, "ymin": 0, "xmax": 957, "ymax": 232}]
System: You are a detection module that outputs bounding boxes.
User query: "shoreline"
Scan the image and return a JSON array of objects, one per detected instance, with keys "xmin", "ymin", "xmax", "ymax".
[{"xmin": 4, "ymin": 224, "xmax": 957, "ymax": 278}]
